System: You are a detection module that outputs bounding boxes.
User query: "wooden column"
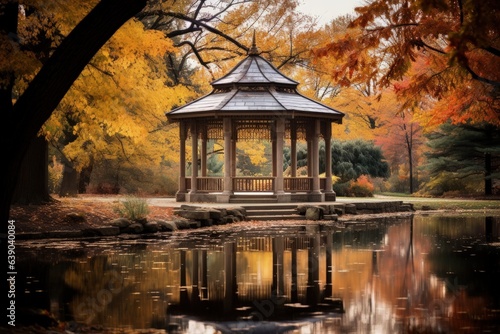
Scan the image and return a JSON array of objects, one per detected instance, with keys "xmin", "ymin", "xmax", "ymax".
[
  {"xmin": 324, "ymin": 122, "xmax": 333, "ymax": 194},
  {"xmin": 201, "ymin": 126, "xmax": 207, "ymax": 177},
  {"xmin": 223, "ymin": 118, "xmax": 233, "ymax": 195},
  {"xmin": 272, "ymin": 131, "xmax": 277, "ymax": 178},
  {"xmin": 291, "ymin": 121, "xmax": 297, "ymax": 178},
  {"xmin": 232, "ymin": 135, "xmax": 237, "ymax": 178},
  {"xmin": 275, "ymin": 118, "xmax": 285, "ymax": 194},
  {"xmin": 307, "ymin": 139, "xmax": 312, "ymax": 177},
  {"xmin": 177, "ymin": 122, "xmax": 187, "ymax": 198},
  {"xmin": 190, "ymin": 122, "xmax": 198, "ymax": 193},
  {"xmin": 312, "ymin": 119, "xmax": 321, "ymax": 194}
]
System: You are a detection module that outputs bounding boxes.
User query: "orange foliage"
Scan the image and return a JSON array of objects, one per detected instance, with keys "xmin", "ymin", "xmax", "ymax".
[
  {"xmin": 352, "ymin": 175, "xmax": 374, "ymax": 192},
  {"xmin": 312, "ymin": 0, "xmax": 500, "ymax": 127}
]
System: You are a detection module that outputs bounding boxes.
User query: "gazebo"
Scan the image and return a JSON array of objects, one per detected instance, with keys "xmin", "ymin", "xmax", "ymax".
[{"xmin": 167, "ymin": 40, "xmax": 344, "ymax": 203}]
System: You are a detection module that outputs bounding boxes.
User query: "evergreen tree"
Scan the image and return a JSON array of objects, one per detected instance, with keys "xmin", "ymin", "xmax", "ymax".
[
  {"xmin": 331, "ymin": 139, "xmax": 390, "ymax": 183},
  {"xmin": 423, "ymin": 123, "xmax": 500, "ymax": 196},
  {"xmin": 285, "ymin": 139, "xmax": 389, "ymax": 182}
]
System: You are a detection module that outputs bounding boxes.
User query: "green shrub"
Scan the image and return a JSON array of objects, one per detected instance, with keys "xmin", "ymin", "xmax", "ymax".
[
  {"xmin": 114, "ymin": 197, "xmax": 150, "ymax": 221},
  {"xmin": 333, "ymin": 181, "xmax": 350, "ymax": 196}
]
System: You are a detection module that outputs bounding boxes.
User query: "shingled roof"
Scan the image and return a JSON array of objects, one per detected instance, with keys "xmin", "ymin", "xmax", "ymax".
[{"xmin": 167, "ymin": 45, "xmax": 344, "ymax": 123}]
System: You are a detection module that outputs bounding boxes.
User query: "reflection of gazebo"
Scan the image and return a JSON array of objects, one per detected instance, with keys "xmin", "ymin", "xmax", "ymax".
[{"xmin": 167, "ymin": 39, "xmax": 344, "ymax": 203}]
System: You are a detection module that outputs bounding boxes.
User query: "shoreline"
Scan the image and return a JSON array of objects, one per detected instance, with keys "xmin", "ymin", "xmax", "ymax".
[{"xmin": 14, "ymin": 208, "xmax": 500, "ymax": 241}]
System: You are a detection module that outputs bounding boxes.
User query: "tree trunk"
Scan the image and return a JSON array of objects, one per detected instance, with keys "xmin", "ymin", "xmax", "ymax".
[
  {"xmin": 1, "ymin": 0, "xmax": 147, "ymax": 224},
  {"xmin": 59, "ymin": 164, "xmax": 79, "ymax": 197},
  {"xmin": 12, "ymin": 136, "xmax": 52, "ymax": 204},
  {"xmin": 0, "ymin": 0, "xmax": 18, "ymax": 113},
  {"xmin": 405, "ymin": 129, "xmax": 414, "ymax": 194},
  {"xmin": 485, "ymin": 153, "xmax": 492, "ymax": 196},
  {"xmin": 78, "ymin": 163, "xmax": 94, "ymax": 194}
]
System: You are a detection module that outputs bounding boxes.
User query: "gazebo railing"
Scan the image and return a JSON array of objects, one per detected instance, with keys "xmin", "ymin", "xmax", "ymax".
[
  {"xmin": 233, "ymin": 177, "xmax": 274, "ymax": 192},
  {"xmin": 284, "ymin": 177, "xmax": 312, "ymax": 191},
  {"xmin": 284, "ymin": 177, "xmax": 327, "ymax": 191},
  {"xmin": 185, "ymin": 177, "xmax": 327, "ymax": 192},
  {"xmin": 185, "ymin": 177, "xmax": 224, "ymax": 192},
  {"xmin": 320, "ymin": 177, "xmax": 326, "ymax": 191}
]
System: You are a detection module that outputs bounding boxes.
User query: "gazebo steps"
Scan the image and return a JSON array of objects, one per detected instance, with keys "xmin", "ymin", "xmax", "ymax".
[
  {"xmin": 243, "ymin": 205, "xmax": 305, "ymax": 221},
  {"xmin": 229, "ymin": 194, "xmax": 279, "ymax": 203}
]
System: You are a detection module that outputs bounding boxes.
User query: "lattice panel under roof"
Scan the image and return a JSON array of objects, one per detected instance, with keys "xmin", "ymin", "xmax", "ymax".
[
  {"xmin": 184, "ymin": 120, "xmax": 224, "ymax": 140},
  {"xmin": 206, "ymin": 120, "xmax": 223, "ymax": 140},
  {"xmin": 186, "ymin": 118, "xmax": 327, "ymax": 141},
  {"xmin": 285, "ymin": 120, "xmax": 309, "ymax": 141},
  {"xmin": 235, "ymin": 120, "xmax": 272, "ymax": 141}
]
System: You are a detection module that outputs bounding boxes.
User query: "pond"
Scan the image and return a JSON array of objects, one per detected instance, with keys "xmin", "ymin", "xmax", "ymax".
[{"xmin": 14, "ymin": 213, "xmax": 500, "ymax": 333}]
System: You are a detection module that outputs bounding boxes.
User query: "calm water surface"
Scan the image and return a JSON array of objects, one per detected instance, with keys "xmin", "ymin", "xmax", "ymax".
[{"xmin": 16, "ymin": 214, "xmax": 500, "ymax": 333}]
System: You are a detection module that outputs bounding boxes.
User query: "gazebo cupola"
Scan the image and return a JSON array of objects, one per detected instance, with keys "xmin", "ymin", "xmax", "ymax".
[{"xmin": 167, "ymin": 37, "xmax": 344, "ymax": 203}]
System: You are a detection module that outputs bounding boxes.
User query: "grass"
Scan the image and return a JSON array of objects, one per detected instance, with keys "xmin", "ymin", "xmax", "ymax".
[
  {"xmin": 113, "ymin": 196, "xmax": 150, "ymax": 221},
  {"xmin": 374, "ymin": 193, "xmax": 500, "ymax": 211}
]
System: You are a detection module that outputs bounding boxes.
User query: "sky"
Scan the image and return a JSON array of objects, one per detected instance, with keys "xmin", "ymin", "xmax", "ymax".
[{"xmin": 297, "ymin": 0, "xmax": 363, "ymax": 26}]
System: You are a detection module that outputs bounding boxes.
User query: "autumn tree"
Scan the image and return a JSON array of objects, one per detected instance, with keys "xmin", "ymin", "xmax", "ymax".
[
  {"xmin": 44, "ymin": 15, "xmax": 190, "ymax": 196},
  {"xmin": 1, "ymin": 0, "xmax": 151, "ymax": 220},
  {"xmin": 311, "ymin": 0, "xmax": 499, "ymax": 195},
  {"xmin": 0, "ymin": 0, "xmax": 149, "ymax": 307},
  {"xmin": 137, "ymin": 0, "xmax": 308, "ymax": 80},
  {"xmin": 6, "ymin": 0, "xmax": 305, "ymax": 202},
  {"xmin": 314, "ymin": 0, "xmax": 500, "ymax": 125}
]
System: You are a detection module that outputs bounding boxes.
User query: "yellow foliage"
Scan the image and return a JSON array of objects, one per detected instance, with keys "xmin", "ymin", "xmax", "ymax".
[
  {"xmin": 238, "ymin": 141, "xmax": 268, "ymax": 166},
  {"xmin": 42, "ymin": 12, "xmax": 197, "ymax": 174}
]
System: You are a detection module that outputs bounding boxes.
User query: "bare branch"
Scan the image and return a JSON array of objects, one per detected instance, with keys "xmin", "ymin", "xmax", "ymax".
[
  {"xmin": 485, "ymin": 45, "xmax": 500, "ymax": 58},
  {"xmin": 366, "ymin": 22, "xmax": 419, "ymax": 32},
  {"xmin": 411, "ymin": 38, "xmax": 445, "ymax": 54},
  {"xmin": 462, "ymin": 61, "xmax": 500, "ymax": 87},
  {"xmin": 165, "ymin": 11, "xmax": 249, "ymax": 52},
  {"xmin": 175, "ymin": 40, "xmax": 210, "ymax": 68}
]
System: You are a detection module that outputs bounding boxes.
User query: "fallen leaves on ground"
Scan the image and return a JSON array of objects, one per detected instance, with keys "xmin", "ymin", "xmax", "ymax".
[{"xmin": 10, "ymin": 195, "xmax": 175, "ymax": 233}]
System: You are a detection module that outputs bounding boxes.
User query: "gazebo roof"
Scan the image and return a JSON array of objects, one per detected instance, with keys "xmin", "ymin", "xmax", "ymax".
[
  {"xmin": 167, "ymin": 48, "xmax": 344, "ymax": 123},
  {"xmin": 211, "ymin": 54, "xmax": 298, "ymax": 88}
]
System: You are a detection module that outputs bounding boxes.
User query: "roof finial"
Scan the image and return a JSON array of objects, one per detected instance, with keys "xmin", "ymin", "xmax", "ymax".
[{"xmin": 248, "ymin": 30, "xmax": 259, "ymax": 55}]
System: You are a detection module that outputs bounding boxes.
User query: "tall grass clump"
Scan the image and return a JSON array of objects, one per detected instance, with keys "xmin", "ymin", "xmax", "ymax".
[{"xmin": 114, "ymin": 196, "xmax": 150, "ymax": 222}]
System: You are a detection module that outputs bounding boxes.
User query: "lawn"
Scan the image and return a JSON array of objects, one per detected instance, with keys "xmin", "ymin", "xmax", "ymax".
[{"xmin": 366, "ymin": 193, "xmax": 500, "ymax": 211}]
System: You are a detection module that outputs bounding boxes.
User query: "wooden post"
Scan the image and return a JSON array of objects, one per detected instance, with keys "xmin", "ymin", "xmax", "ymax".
[
  {"xmin": 201, "ymin": 126, "xmax": 207, "ymax": 177},
  {"xmin": 324, "ymin": 122, "xmax": 333, "ymax": 194},
  {"xmin": 190, "ymin": 122, "xmax": 198, "ymax": 193},
  {"xmin": 312, "ymin": 119, "xmax": 321, "ymax": 194},
  {"xmin": 223, "ymin": 118, "xmax": 233, "ymax": 195},
  {"xmin": 177, "ymin": 122, "xmax": 187, "ymax": 200},
  {"xmin": 275, "ymin": 118, "xmax": 285, "ymax": 194},
  {"xmin": 291, "ymin": 121, "xmax": 297, "ymax": 178}
]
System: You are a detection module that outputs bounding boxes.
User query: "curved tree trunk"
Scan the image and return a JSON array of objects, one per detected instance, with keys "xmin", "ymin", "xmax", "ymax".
[
  {"xmin": 1, "ymin": 0, "xmax": 147, "ymax": 224},
  {"xmin": 1, "ymin": 1, "xmax": 147, "ymax": 299}
]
